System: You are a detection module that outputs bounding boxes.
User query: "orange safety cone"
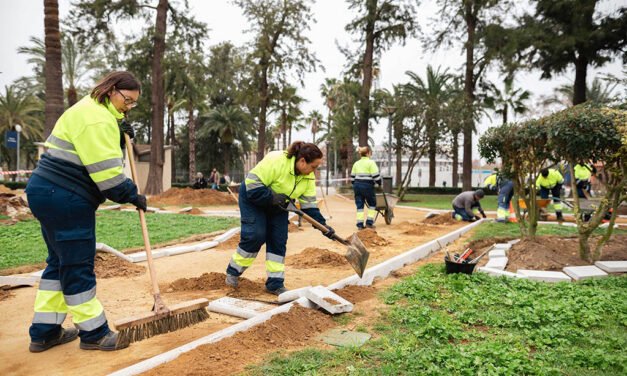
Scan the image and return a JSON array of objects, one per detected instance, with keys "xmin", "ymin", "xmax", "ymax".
[{"xmin": 509, "ymin": 203, "xmax": 518, "ymax": 223}]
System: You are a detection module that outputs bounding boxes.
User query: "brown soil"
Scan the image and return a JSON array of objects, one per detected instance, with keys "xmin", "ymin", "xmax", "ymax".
[
  {"xmin": 215, "ymin": 233, "xmax": 240, "ymax": 251},
  {"xmin": 334, "ymin": 285, "xmax": 376, "ymax": 303},
  {"xmin": 504, "ymin": 235, "xmax": 627, "ymax": 272},
  {"xmin": 94, "ymin": 253, "xmax": 145, "ymax": 279},
  {"xmin": 397, "ymin": 221, "xmax": 430, "ymax": 236},
  {"xmin": 0, "ymin": 263, "xmax": 46, "ymax": 276},
  {"xmin": 150, "ymin": 188, "xmax": 236, "ymax": 206},
  {"xmin": 466, "ymin": 237, "xmax": 516, "ymax": 252},
  {"xmin": 0, "ymin": 185, "xmax": 15, "ymax": 194},
  {"xmin": 0, "ymin": 193, "xmax": 33, "ymax": 223},
  {"xmin": 355, "ymin": 228, "xmax": 390, "ymax": 247},
  {"xmin": 288, "ymin": 222, "xmax": 302, "ymax": 232},
  {"xmin": 286, "ymin": 247, "xmax": 348, "ymax": 268},
  {"xmin": 167, "ymin": 272, "xmax": 270, "ymax": 300},
  {"xmin": 187, "ymin": 208, "xmax": 205, "ymax": 215},
  {"xmin": 0, "ymin": 288, "xmax": 13, "ymax": 301},
  {"xmin": 323, "ymin": 297, "xmax": 341, "ymax": 305},
  {"xmin": 422, "ymin": 213, "xmax": 457, "ymax": 225},
  {"xmin": 144, "ymin": 305, "xmax": 335, "ymax": 376}
]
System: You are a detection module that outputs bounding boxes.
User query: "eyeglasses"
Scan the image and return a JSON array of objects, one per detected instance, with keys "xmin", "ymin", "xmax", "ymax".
[{"xmin": 116, "ymin": 89, "xmax": 138, "ymax": 108}]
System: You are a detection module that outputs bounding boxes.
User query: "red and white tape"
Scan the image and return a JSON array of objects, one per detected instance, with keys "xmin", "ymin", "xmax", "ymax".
[{"xmin": 0, "ymin": 170, "xmax": 33, "ymax": 176}]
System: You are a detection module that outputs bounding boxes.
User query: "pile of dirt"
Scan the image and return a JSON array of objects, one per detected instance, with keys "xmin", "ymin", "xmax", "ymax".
[
  {"xmin": 0, "ymin": 288, "xmax": 13, "ymax": 302},
  {"xmin": 215, "ymin": 234, "xmax": 240, "ymax": 250},
  {"xmin": 94, "ymin": 252, "xmax": 145, "ymax": 279},
  {"xmin": 0, "ymin": 193, "xmax": 32, "ymax": 223},
  {"xmin": 288, "ymin": 222, "xmax": 302, "ymax": 232},
  {"xmin": 335, "ymin": 285, "xmax": 376, "ymax": 303},
  {"xmin": 287, "ymin": 247, "xmax": 348, "ymax": 268},
  {"xmin": 505, "ymin": 235, "xmax": 627, "ymax": 272},
  {"xmin": 0, "ymin": 185, "xmax": 15, "ymax": 194},
  {"xmin": 422, "ymin": 213, "xmax": 457, "ymax": 225},
  {"xmin": 397, "ymin": 221, "xmax": 429, "ymax": 236},
  {"xmin": 149, "ymin": 188, "xmax": 236, "ymax": 206},
  {"xmin": 145, "ymin": 305, "xmax": 335, "ymax": 376},
  {"xmin": 186, "ymin": 208, "xmax": 205, "ymax": 215},
  {"xmin": 168, "ymin": 272, "xmax": 268, "ymax": 299},
  {"xmin": 355, "ymin": 228, "xmax": 389, "ymax": 247}
]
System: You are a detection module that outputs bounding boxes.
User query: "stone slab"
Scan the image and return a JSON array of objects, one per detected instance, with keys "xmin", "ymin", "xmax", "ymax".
[
  {"xmin": 492, "ymin": 243, "xmax": 512, "ymax": 251},
  {"xmin": 508, "ymin": 239, "xmax": 521, "ymax": 245},
  {"xmin": 563, "ymin": 265, "xmax": 608, "ymax": 281},
  {"xmin": 278, "ymin": 286, "xmax": 312, "ymax": 303},
  {"xmin": 477, "ymin": 267, "xmax": 528, "ymax": 279},
  {"xmin": 425, "ymin": 211, "xmax": 439, "ymax": 219},
  {"xmin": 488, "ymin": 249, "xmax": 507, "ymax": 258},
  {"xmin": 98, "ymin": 204, "xmax": 121, "ymax": 211},
  {"xmin": 317, "ymin": 328, "xmax": 371, "ymax": 347},
  {"xmin": 178, "ymin": 206, "xmax": 193, "ymax": 213},
  {"xmin": 485, "ymin": 257, "xmax": 508, "ymax": 270},
  {"xmin": 207, "ymin": 297, "xmax": 275, "ymax": 319},
  {"xmin": 517, "ymin": 270, "xmax": 571, "ymax": 283},
  {"xmin": 304, "ymin": 285, "xmax": 353, "ymax": 314},
  {"xmin": 594, "ymin": 261, "xmax": 627, "ymax": 273},
  {"xmin": 0, "ymin": 275, "xmax": 39, "ymax": 287}
]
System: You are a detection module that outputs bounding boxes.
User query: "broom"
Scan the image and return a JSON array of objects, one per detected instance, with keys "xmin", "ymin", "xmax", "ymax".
[{"xmin": 114, "ymin": 133, "xmax": 209, "ymax": 344}]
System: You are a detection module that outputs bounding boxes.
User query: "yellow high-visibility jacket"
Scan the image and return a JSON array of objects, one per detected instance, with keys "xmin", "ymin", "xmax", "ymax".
[
  {"xmin": 351, "ymin": 156, "xmax": 382, "ymax": 185},
  {"xmin": 536, "ymin": 169, "xmax": 564, "ymax": 189}
]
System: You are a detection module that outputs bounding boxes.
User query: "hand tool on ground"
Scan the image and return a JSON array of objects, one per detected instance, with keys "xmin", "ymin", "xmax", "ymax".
[
  {"xmin": 468, "ymin": 248, "xmax": 491, "ymax": 264},
  {"xmin": 283, "ymin": 200, "xmax": 369, "ymax": 277},
  {"xmin": 114, "ymin": 134, "xmax": 209, "ymax": 344},
  {"xmin": 458, "ymin": 248, "xmax": 473, "ymax": 262}
]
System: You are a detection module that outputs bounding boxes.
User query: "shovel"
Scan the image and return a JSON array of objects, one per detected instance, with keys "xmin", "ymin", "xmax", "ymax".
[{"xmin": 283, "ymin": 201, "xmax": 369, "ymax": 278}]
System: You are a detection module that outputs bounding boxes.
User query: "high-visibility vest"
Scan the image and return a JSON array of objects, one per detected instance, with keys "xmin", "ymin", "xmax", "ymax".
[
  {"xmin": 574, "ymin": 164, "xmax": 592, "ymax": 182},
  {"xmin": 351, "ymin": 156, "xmax": 382, "ymax": 185},
  {"xmin": 483, "ymin": 174, "xmax": 497, "ymax": 191},
  {"xmin": 536, "ymin": 169, "xmax": 564, "ymax": 189},
  {"xmin": 245, "ymin": 151, "xmax": 318, "ymax": 209}
]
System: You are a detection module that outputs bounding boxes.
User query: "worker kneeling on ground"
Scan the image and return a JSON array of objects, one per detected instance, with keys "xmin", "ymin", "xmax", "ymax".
[
  {"xmin": 452, "ymin": 189, "xmax": 487, "ymax": 222},
  {"xmin": 351, "ymin": 146, "xmax": 382, "ymax": 230},
  {"xmin": 225, "ymin": 142, "xmax": 335, "ymax": 295},
  {"xmin": 26, "ymin": 71, "xmax": 146, "ymax": 353},
  {"xmin": 536, "ymin": 167, "xmax": 564, "ymax": 221},
  {"xmin": 483, "ymin": 171, "xmax": 513, "ymax": 223}
]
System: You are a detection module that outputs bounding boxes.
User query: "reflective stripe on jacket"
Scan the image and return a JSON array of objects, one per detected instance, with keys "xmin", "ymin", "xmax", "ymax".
[{"xmin": 351, "ymin": 157, "xmax": 382, "ymax": 185}]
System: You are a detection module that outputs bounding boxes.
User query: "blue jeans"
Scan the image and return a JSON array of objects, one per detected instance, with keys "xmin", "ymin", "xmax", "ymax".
[
  {"xmin": 226, "ymin": 184, "xmax": 289, "ymax": 291},
  {"xmin": 353, "ymin": 182, "xmax": 376, "ymax": 227},
  {"xmin": 26, "ymin": 175, "xmax": 109, "ymax": 343},
  {"xmin": 498, "ymin": 180, "xmax": 514, "ymax": 209},
  {"xmin": 452, "ymin": 204, "xmax": 480, "ymax": 221}
]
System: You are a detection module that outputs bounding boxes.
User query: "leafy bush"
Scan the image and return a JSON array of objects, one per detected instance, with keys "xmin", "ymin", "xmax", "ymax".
[{"xmin": 0, "ymin": 181, "xmax": 28, "ymax": 190}]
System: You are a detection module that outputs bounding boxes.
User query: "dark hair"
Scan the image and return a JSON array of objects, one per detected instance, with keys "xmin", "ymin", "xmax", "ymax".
[
  {"xmin": 286, "ymin": 141, "xmax": 323, "ymax": 163},
  {"xmin": 91, "ymin": 71, "xmax": 141, "ymax": 104},
  {"xmin": 541, "ymin": 168, "xmax": 549, "ymax": 178},
  {"xmin": 474, "ymin": 189, "xmax": 485, "ymax": 199}
]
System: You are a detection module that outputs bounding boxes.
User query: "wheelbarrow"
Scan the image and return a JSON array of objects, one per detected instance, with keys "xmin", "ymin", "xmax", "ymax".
[
  {"xmin": 518, "ymin": 198, "xmax": 552, "ymax": 220},
  {"xmin": 373, "ymin": 192, "xmax": 398, "ymax": 225}
]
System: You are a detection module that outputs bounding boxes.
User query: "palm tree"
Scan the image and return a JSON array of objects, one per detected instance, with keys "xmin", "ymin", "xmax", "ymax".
[
  {"xmin": 485, "ymin": 77, "xmax": 530, "ymax": 124},
  {"xmin": 543, "ymin": 77, "xmax": 620, "ymax": 108},
  {"xmin": 272, "ymin": 84, "xmax": 305, "ymax": 149},
  {"xmin": 203, "ymin": 105, "xmax": 251, "ymax": 175},
  {"xmin": 404, "ymin": 65, "xmax": 453, "ymax": 187},
  {"xmin": 305, "ymin": 110, "xmax": 324, "ymax": 144},
  {"xmin": 43, "ymin": 0, "xmax": 64, "ymax": 138}
]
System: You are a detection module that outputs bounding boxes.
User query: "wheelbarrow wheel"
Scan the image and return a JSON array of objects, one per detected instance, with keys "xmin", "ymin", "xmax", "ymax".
[{"xmin": 384, "ymin": 208, "xmax": 394, "ymax": 225}]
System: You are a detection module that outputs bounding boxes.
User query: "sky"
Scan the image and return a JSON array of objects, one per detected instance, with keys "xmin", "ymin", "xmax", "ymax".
[{"xmin": 0, "ymin": 0, "xmax": 625, "ymax": 160}]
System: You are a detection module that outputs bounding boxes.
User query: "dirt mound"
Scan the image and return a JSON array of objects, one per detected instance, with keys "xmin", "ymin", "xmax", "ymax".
[
  {"xmin": 422, "ymin": 213, "xmax": 457, "ymax": 225},
  {"xmin": 0, "ymin": 185, "xmax": 15, "ymax": 194},
  {"xmin": 187, "ymin": 208, "xmax": 205, "ymax": 215},
  {"xmin": 0, "ymin": 193, "xmax": 32, "ymax": 223},
  {"xmin": 505, "ymin": 235, "xmax": 627, "ymax": 272},
  {"xmin": 168, "ymin": 272, "xmax": 268, "ymax": 299},
  {"xmin": 287, "ymin": 248, "xmax": 348, "ymax": 268},
  {"xmin": 397, "ymin": 221, "xmax": 429, "ymax": 236},
  {"xmin": 0, "ymin": 288, "xmax": 13, "ymax": 301},
  {"xmin": 288, "ymin": 222, "xmax": 302, "ymax": 232},
  {"xmin": 355, "ymin": 228, "xmax": 389, "ymax": 247},
  {"xmin": 94, "ymin": 253, "xmax": 145, "ymax": 279},
  {"xmin": 335, "ymin": 285, "xmax": 376, "ymax": 303},
  {"xmin": 215, "ymin": 233, "xmax": 240, "ymax": 250},
  {"xmin": 150, "ymin": 188, "xmax": 236, "ymax": 206},
  {"xmin": 145, "ymin": 305, "xmax": 334, "ymax": 376}
]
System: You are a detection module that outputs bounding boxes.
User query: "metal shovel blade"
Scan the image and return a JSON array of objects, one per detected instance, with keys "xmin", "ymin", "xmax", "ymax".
[{"xmin": 344, "ymin": 233, "xmax": 370, "ymax": 278}]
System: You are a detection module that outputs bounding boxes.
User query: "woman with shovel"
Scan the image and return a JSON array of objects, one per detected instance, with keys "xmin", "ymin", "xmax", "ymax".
[
  {"xmin": 26, "ymin": 71, "xmax": 145, "ymax": 352},
  {"xmin": 225, "ymin": 141, "xmax": 335, "ymax": 295}
]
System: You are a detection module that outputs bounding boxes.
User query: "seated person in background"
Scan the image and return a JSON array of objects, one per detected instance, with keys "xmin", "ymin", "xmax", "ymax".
[
  {"xmin": 193, "ymin": 172, "xmax": 207, "ymax": 189},
  {"xmin": 452, "ymin": 189, "xmax": 486, "ymax": 222},
  {"xmin": 208, "ymin": 168, "xmax": 220, "ymax": 190}
]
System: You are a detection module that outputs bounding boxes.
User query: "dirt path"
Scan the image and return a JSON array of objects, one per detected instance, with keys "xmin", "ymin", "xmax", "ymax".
[{"xmin": 0, "ymin": 194, "xmax": 465, "ymax": 376}]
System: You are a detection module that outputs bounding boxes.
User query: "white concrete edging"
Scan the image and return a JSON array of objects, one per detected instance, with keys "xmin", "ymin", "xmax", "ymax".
[{"xmin": 96, "ymin": 243, "xmax": 133, "ymax": 263}]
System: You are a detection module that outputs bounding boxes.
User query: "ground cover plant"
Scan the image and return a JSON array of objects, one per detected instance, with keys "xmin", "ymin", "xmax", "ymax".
[
  {"xmin": 0, "ymin": 211, "xmax": 238, "ymax": 269},
  {"xmin": 249, "ymin": 264, "xmax": 626, "ymax": 375}
]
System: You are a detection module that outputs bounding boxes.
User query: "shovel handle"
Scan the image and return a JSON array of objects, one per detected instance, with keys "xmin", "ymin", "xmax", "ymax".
[{"xmin": 285, "ymin": 202, "xmax": 350, "ymax": 246}]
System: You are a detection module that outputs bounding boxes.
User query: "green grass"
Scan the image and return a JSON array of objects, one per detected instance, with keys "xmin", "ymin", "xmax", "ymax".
[
  {"xmin": 0, "ymin": 211, "xmax": 238, "ymax": 270},
  {"xmin": 469, "ymin": 221, "xmax": 627, "ymax": 241},
  {"xmin": 248, "ymin": 264, "xmax": 627, "ymax": 375},
  {"xmin": 400, "ymin": 194, "xmax": 574, "ymax": 213}
]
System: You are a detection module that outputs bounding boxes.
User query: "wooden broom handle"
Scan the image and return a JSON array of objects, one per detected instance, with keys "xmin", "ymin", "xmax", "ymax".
[{"xmin": 124, "ymin": 134, "xmax": 163, "ymax": 301}]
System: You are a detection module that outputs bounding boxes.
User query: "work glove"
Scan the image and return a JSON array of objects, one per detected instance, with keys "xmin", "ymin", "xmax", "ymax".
[
  {"xmin": 132, "ymin": 194, "xmax": 147, "ymax": 212},
  {"xmin": 474, "ymin": 215, "xmax": 481, "ymax": 221},
  {"xmin": 271, "ymin": 192, "xmax": 290, "ymax": 208},
  {"xmin": 480, "ymin": 210, "xmax": 487, "ymax": 219},
  {"xmin": 322, "ymin": 225, "xmax": 335, "ymax": 240},
  {"xmin": 119, "ymin": 119, "xmax": 135, "ymax": 139}
]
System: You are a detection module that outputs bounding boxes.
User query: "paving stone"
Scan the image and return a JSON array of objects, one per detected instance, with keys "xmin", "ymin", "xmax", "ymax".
[
  {"xmin": 563, "ymin": 265, "xmax": 608, "ymax": 281},
  {"xmin": 278, "ymin": 286, "xmax": 312, "ymax": 303},
  {"xmin": 517, "ymin": 270, "xmax": 571, "ymax": 283},
  {"xmin": 485, "ymin": 257, "xmax": 508, "ymax": 270},
  {"xmin": 178, "ymin": 206, "xmax": 193, "ymax": 213},
  {"xmin": 594, "ymin": 261, "xmax": 627, "ymax": 273},
  {"xmin": 507, "ymin": 239, "xmax": 521, "ymax": 245},
  {"xmin": 477, "ymin": 267, "xmax": 528, "ymax": 279},
  {"xmin": 207, "ymin": 297, "xmax": 275, "ymax": 319},
  {"xmin": 488, "ymin": 249, "xmax": 507, "ymax": 258},
  {"xmin": 317, "ymin": 328, "xmax": 371, "ymax": 347},
  {"xmin": 0, "ymin": 276, "xmax": 39, "ymax": 287},
  {"xmin": 304, "ymin": 285, "xmax": 353, "ymax": 314},
  {"xmin": 492, "ymin": 243, "xmax": 512, "ymax": 251}
]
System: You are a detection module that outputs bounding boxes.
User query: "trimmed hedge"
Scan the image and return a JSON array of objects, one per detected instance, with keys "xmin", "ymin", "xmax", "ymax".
[
  {"xmin": 0, "ymin": 181, "xmax": 28, "ymax": 190},
  {"xmin": 337, "ymin": 184, "xmax": 496, "ymax": 195}
]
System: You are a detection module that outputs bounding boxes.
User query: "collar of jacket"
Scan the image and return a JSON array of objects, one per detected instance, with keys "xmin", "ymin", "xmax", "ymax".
[{"xmin": 100, "ymin": 97, "xmax": 125, "ymax": 120}]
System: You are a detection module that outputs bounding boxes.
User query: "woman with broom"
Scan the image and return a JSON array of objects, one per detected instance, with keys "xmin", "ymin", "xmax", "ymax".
[
  {"xmin": 225, "ymin": 141, "xmax": 336, "ymax": 295},
  {"xmin": 26, "ymin": 71, "xmax": 145, "ymax": 352}
]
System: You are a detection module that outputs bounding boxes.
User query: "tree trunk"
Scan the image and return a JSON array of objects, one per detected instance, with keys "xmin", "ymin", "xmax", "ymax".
[
  {"xmin": 224, "ymin": 143, "xmax": 231, "ymax": 175},
  {"xmin": 452, "ymin": 131, "xmax": 459, "ymax": 187},
  {"xmin": 257, "ymin": 67, "xmax": 269, "ymax": 161},
  {"xmin": 67, "ymin": 86, "xmax": 78, "ymax": 107},
  {"xmin": 187, "ymin": 104, "xmax": 196, "ymax": 182},
  {"xmin": 281, "ymin": 110, "xmax": 287, "ymax": 150},
  {"xmin": 395, "ymin": 120, "xmax": 403, "ymax": 188},
  {"xmin": 144, "ymin": 0, "xmax": 168, "ymax": 195},
  {"xmin": 428, "ymin": 119, "xmax": 436, "ymax": 187},
  {"xmin": 357, "ymin": 3, "xmax": 376, "ymax": 147},
  {"xmin": 43, "ymin": 0, "xmax": 64, "ymax": 139},
  {"xmin": 462, "ymin": 2, "xmax": 476, "ymax": 191},
  {"xmin": 502, "ymin": 105, "xmax": 508, "ymax": 125},
  {"xmin": 168, "ymin": 103, "xmax": 176, "ymax": 183},
  {"xmin": 573, "ymin": 55, "xmax": 588, "ymax": 105},
  {"xmin": 288, "ymin": 124, "xmax": 292, "ymax": 146}
]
